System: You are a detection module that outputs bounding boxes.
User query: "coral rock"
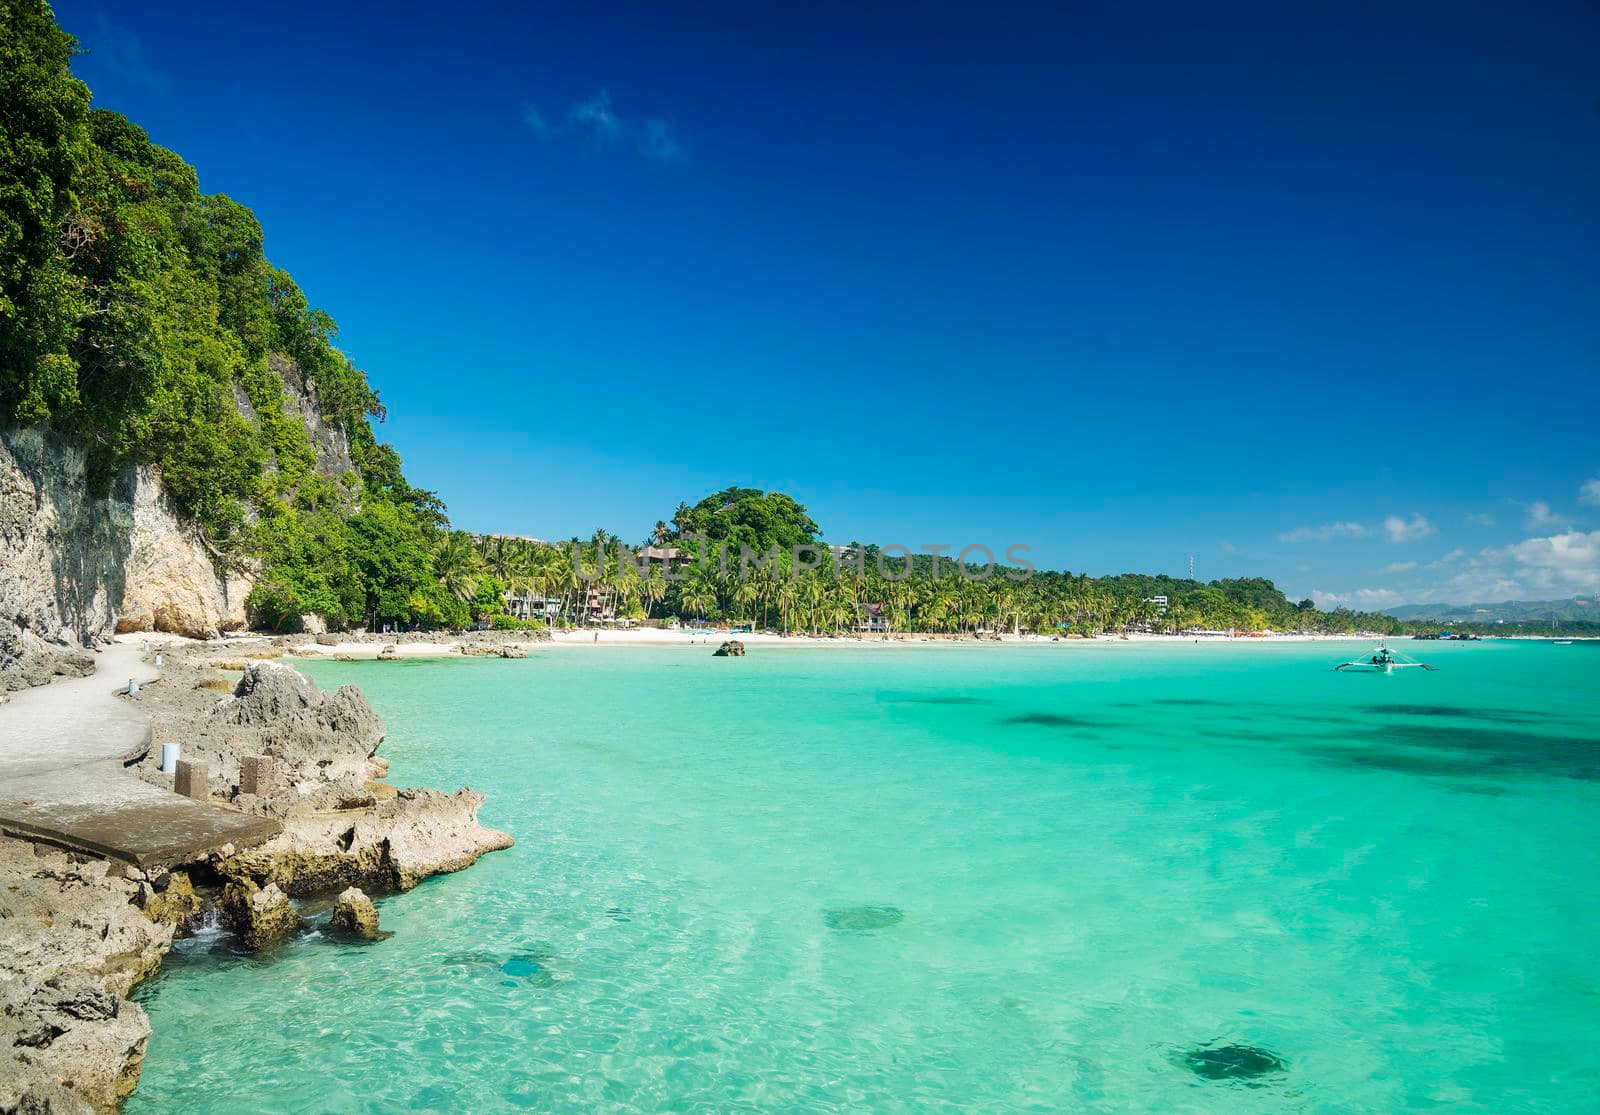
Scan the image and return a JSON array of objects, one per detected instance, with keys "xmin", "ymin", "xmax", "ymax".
[
  {"xmin": 221, "ymin": 880, "xmax": 301, "ymax": 950},
  {"xmin": 329, "ymin": 887, "xmax": 382, "ymax": 940}
]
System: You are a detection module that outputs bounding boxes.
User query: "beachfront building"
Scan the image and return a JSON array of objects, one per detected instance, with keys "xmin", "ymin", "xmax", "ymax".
[
  {"xmin": 504, "ymin": 595, "xmax": 561, "ymax": 621},
  {"xmin": 638, "ymin": 545, "xmax": 692, "ymax": 568},
  {"xmin": 855, "ymin": 602, "xmax": 890, "ymax": 633},
  {"xmin": 580, "ymin": 586, "xmax": 616, "ymax": 624}
]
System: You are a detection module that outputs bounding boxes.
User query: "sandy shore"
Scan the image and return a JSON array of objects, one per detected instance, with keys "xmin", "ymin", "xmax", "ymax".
[{"xmin": 274, "ymin": 628, "xmax": 1395, "ymax": 658}]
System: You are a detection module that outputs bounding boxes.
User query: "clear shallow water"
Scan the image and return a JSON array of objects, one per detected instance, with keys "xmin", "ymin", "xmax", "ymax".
[{"xmin": 131, "ymin": 641, "xmax": 1600, "ymax": 1112}]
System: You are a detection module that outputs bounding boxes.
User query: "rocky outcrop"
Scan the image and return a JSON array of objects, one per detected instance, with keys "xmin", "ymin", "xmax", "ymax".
[
  {"xmin": 137, "ymin": 651, "xmax": 512, "ymax": 897},
  {"xmin": 207, "ymin": 662, "xmax": 384, "ymax": 785},
  {"xmin": 219, "ymin": 787, "xmax": 513, "ymax": 895},
  {"xmin": 0, "ymin": 842, "xmax": 174, "ymax": 1112},
  {"xmin": 220, "ymin": 880, "xmax": 300, "ymax": 950},
  {"xmin": 3, "ymin": 642, "xmax": 514, "ymax": 1109},
  {"xmin": 0, "ymin": 427, "xmax": 123, "ymax": 694},
  {"xmin": 328, "ymin": 887, "xmax": 381, "ymax": 940},
  {"xmin": 713, "ymin": 640, "xmax": 745, "ymax": 657},
  {"xmin": 0, "ymin": 626, "xmax": 95, "ymax": 696},
  {"xmin": 135, "ymin": 872, "xmax": 201, "ymax": 925},
  {"xmin": 0, "ymin": 427, "xmax": 249, "ymax": 691},
  {"xmin": 114, "ymin": 469, "xmax": 250, "ymax": 638}
]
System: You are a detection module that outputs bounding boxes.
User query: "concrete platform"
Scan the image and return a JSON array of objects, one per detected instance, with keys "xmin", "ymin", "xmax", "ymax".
[{"xmin": 0, "ymin": 639, "xmax": 280, "ymax": 868}]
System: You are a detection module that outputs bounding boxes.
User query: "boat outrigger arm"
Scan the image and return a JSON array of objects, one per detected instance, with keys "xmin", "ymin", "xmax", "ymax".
[{"xmin": 1334, "ymin": 642, "xmax": 1438, "ymax": 673}]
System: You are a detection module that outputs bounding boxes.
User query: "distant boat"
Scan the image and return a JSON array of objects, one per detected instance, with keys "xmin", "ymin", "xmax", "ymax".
[
  {"xmin": 1554, "ymin": 639, "xmax": 1573, "ymax": 645},
  {"xmin": 1335, "ymin": 642, "xmax": 1437, "ymax": 674}
]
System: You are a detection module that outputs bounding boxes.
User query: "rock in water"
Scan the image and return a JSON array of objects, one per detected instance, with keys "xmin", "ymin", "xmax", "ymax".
[
  {"xmin": 221, "ymin": 879, "xmax": 301, "ymax": 950},
  {"xmin": 500, "ymin": 645, "xmax": 527, "ymax": 658},
  {"xmin": 219, "ymin": 786, "xmax": 514, "ymax": 894},
  {"xmin": 138, "ymin": 871, "xmax": 201, "ymax": 924},
  {"xmin": 1183, "ymin": 1043, "xmax": 1286, "ymax": 1080},
  {"xmin": 713, "ymin": 640, "xmax": 746, "ymax": 657},
  {"xmin": 329, "ymin": 887, "xmax": 382, "ymax": 940},
  {"xmin": 377, "ymin": 644, "xmax": 400, "ymax": 660},
  {"xmin": 823, "ymin": 905, "xmax": 904, "ymax": 932}
]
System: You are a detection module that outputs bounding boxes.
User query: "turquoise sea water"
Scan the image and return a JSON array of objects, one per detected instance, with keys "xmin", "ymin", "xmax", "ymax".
[{"xmin": 131, "ymin": 641, "xmax": 1600, "ymax": 1112}]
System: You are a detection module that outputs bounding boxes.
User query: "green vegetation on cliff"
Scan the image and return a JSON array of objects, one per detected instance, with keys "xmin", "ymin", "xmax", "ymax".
[{"xmin": 1, "ymin": 1, "xmax": 464, "ymax": 631}]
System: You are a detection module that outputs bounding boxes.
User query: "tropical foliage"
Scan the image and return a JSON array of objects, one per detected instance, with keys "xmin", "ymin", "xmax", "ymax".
[
  {"xmin": 2, "ymin": 2, "xmax": 459, "ymax": 632},
  {"xmin": 458, "ymin": 488, "xmax": 1405, "ymax": 637}
]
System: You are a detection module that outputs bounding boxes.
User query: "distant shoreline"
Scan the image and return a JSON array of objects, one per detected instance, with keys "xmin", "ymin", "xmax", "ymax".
[{"xmin": 273, "ymin": 629, "xmax": 1429, "ymax": 659}]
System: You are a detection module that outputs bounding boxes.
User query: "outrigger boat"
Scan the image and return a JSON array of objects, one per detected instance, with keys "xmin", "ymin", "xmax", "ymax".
[{"xmin": 1334, "ymin": 642, "xmax": 1437, "ymax": 674}]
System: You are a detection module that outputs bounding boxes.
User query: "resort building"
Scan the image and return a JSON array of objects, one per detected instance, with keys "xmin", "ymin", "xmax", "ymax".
[
  {"xmin": 638, "ymin": 545, "xmax": 691, "ymax": 566},
  {"xmin": 856, "ymin": 602, "xmax": 890, "ymax": 633}
]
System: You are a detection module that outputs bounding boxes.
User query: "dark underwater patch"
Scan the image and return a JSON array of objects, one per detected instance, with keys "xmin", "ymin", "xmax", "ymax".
[
  {"xmin": 1301, "ymin": 745, "xmax": 1496, "ymax": 779},
  {"xmin": 1004, "ymin": 712, "xmax": 1113, "ymax": 730},
  {"xmin": 824, "ymin": 905, "xmax": 905, "ymax": 932},
  {"xmin": 1365, "ymin": 703, "xmax": 1551, "ymax": 725},
  {"xmin": 1182, "ymin": 1042, "xmax": 1286, "ymax": 1082},
  {"xmin": 440, "ymin": 947, "xmax": 558, "ymax": 987},
  {"xmin": 1299, "ymin": 719, "xmax": 1600, "ymax": 784}
]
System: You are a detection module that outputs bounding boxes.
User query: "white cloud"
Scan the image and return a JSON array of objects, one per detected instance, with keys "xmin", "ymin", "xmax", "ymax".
[
  {"xmin": 1383, "ymin": 513, "xmax": 1435, "ymax": 544},
  {"xmin": 1429, "ymin": 529, "xmax": 1600, "ymax": 602},
  {"xmin": 1381, "ymin": 561, "xmax": 1417, "ymax": 574},
  {"xmin": 524, "ymin": 90, "xmax": 688, "ymax": 163},
  {"xmin": 569, "ymin": 90, "xmax": 625, "ymax": 144},
  {"xmin": 1430, "ymin": 548, "xmax": 1465, "ymax": 566},
  {"xmin": 1279, "ymin": 521, "xmax": 1367, "ymax": 544},
  {"xmin": 1492, "ymin": 530, "xmax": 1600, "ymax": 592},
  {"xmin": 1524, "ymin": 501, "xmax": 1566, "ymax": 530},
  {"xmin": 1312, "ymin": 587, "xmax": 1405, "ymax": 609},
  {"xmin": 1464, "ymin": 512, "xmax": 1495, "ymax": 527},
  {"xmin": 1579, "ymin": 478, "xmax": 1600, "ymax": 506}
]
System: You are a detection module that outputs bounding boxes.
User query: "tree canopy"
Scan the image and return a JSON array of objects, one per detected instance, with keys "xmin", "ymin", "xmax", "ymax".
[
  {"xmin": 1, "ymin": 1, "xmax": 458, "ymax": 632},
  {"xmin": 665, "ymin": 487, "xmax": 820, "ymax": 553}
]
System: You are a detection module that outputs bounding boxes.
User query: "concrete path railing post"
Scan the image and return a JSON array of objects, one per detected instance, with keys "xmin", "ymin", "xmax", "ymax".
[
  {"xmin": 239, "ymin": 754, "xmax": 277, "ymax": 796},
  {"xmin": 174, "ymin": 759, "xmax": 209, "ymax": 801}
]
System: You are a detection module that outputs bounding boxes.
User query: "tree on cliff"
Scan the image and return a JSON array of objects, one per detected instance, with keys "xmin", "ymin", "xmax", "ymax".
[{"xmin": 0, "ymin": 2, "xmax": 453, "ymax": 632}]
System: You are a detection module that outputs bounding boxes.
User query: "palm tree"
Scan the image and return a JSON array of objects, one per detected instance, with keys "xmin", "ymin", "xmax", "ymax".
[
  {"xmin": 773, "ymin": 578, "xmax": 799, "ymax": 635},
  {"xmin": 680, "ymin": 575, "xmax": 716, "ymax": 622},
  {"xmin": 640, "ymin": 566, "xmax": 667, "ymax": 620},
  {"xmin": 434, "ymin": 532, "xmax": 482, "ymax": 606},
  {"xmin": 732, "ymin": 576, "xmax": 761, "ymax": 624}
]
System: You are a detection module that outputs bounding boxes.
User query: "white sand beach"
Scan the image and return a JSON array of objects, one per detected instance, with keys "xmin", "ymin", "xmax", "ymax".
[{"xmin": 273, "ymin": 628, "xmax": 1391, "ymax": 658}]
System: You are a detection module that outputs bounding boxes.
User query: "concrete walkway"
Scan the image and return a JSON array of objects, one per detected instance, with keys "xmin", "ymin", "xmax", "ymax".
[{"xmin": 0, "ymin": 639, "xmax": 279, "ymax": 868}]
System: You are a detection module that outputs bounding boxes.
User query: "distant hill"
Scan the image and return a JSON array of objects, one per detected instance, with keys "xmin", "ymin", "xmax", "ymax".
[{"xmin": 1386, "ymin": 597, "xmax": 1596, "ymax": 623}]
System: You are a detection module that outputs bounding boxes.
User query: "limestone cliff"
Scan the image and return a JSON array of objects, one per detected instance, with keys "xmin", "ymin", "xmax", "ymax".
[
  {"xmin": 1, "ymin": 357, "xmax": 354, "ymax": 690},
  {"xmin": 0, "ymin": 427, "xmax": 249, "ymax": 688}
]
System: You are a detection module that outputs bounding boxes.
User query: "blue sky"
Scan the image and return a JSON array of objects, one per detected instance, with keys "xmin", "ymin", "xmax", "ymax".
[{"xmin": 56, "ymin": 1, "xmax": 1600, "ymax": 607}]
